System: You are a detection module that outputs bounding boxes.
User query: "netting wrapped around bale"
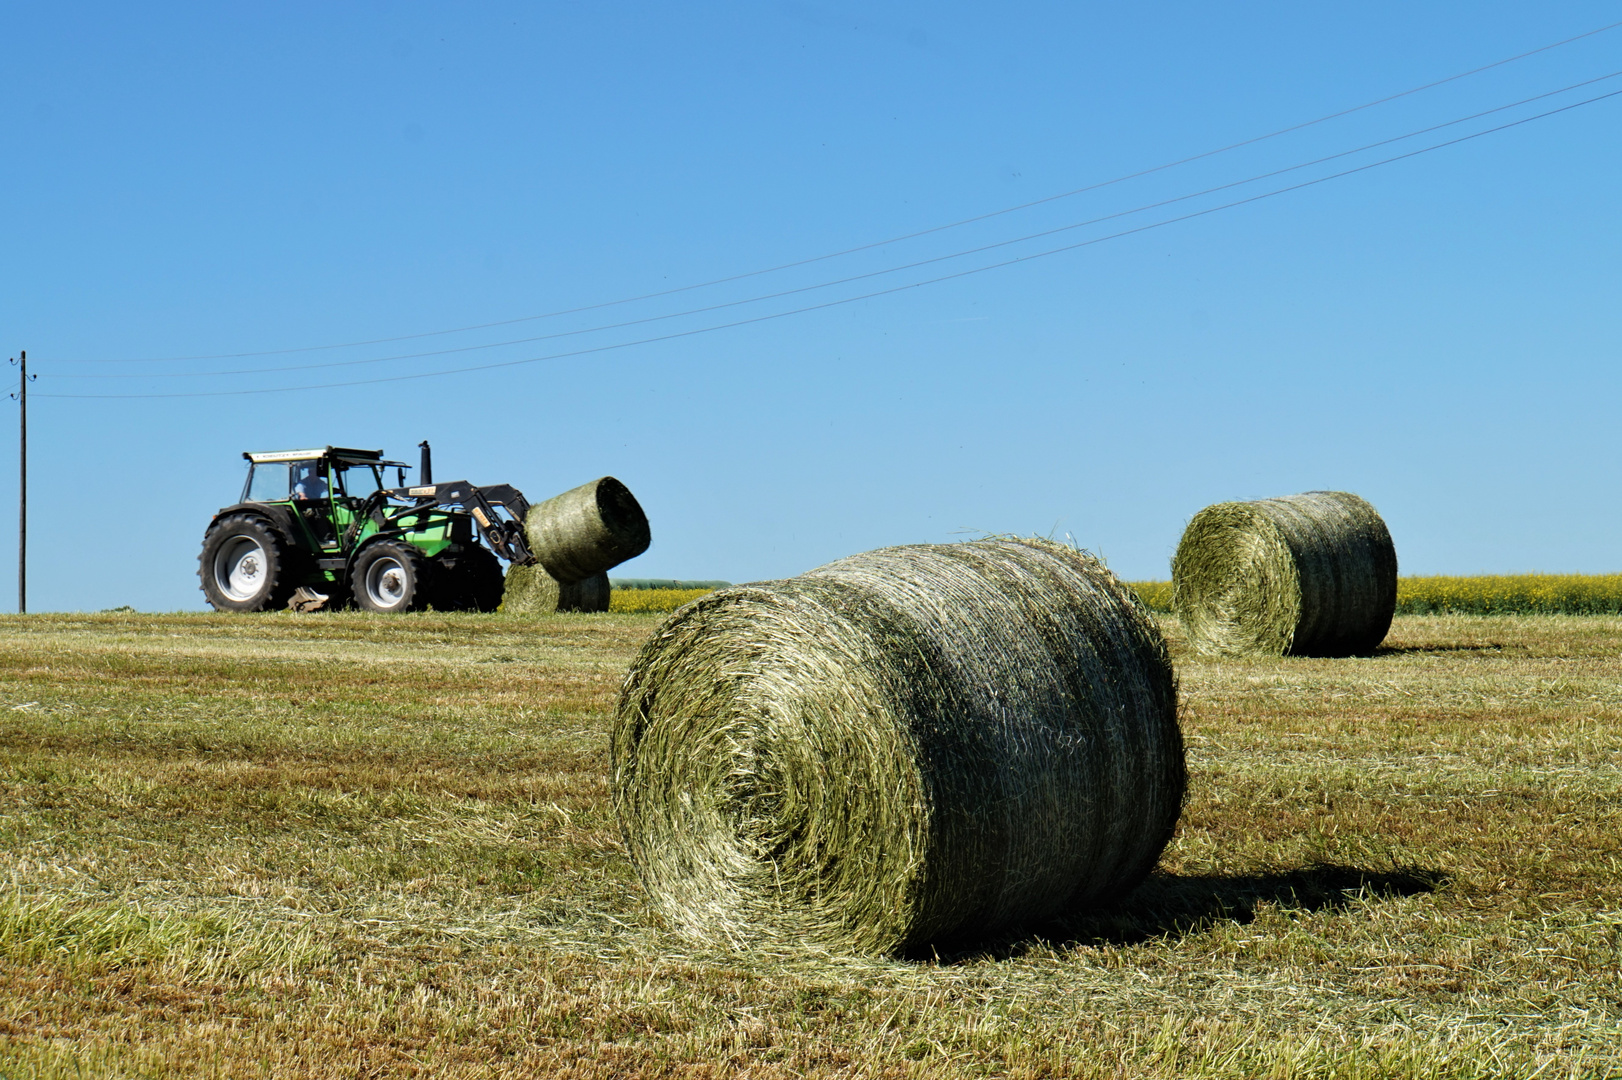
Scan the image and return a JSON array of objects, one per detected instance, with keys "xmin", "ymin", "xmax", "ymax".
[
  {"xmin": 612, "ymin": 538, "xmax": 1185, "ymax": 955},
  {"xmin": 500, "ymin": 564, "xmax": 610, "ymax": 614},
  {"xmin": 526, "ymin": 477, "xmax": 651, "ymax": 584},
  {"xmin": 1171, "ymin": 491, "xmax": 1398, "ymax": 657}
]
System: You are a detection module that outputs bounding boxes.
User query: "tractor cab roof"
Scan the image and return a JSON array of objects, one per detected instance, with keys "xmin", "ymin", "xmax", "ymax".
[{"xmin": 243, "ymin": 447, "xmax": 408, "ymax": 468}]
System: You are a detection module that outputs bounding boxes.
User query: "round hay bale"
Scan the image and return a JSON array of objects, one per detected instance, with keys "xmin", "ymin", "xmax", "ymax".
[
  {"xmin": 1171, "ymin": 491, "xmax": 1397, "ymax": 657},
  {"xmin": 526, "ymin": 477, "xmax": 650, "ymax": 584},
  {"xmin": 500, "ymin": 564, "xmax": 610, "ymax": 614},
  {"xmin": 612, "ymin": 538, "xmax": 1185, "ymax": 955}
]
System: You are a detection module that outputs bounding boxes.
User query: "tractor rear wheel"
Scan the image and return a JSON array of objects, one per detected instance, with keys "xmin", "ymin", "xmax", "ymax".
[
  {"xmin": 199, "ymin": 514, "xmax": 300, "ymax": 612},
  {"xmin": 351, "ymin": 541, "xmax": 431, "ymax": 613},
  {"xmin": 435, "ymin": 545, "xmax": 506, "ymax": 612}
]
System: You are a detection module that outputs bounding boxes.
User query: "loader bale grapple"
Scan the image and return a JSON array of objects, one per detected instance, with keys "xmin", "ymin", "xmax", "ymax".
[{"xmin": 198, "ymin": 442, "xmax": 537, "ymax": 613}]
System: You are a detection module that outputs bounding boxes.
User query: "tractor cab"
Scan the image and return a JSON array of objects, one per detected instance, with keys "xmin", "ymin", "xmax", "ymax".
[{"xmin": 241, "ymin": 448, "xmax": 408, "ymax": 552}]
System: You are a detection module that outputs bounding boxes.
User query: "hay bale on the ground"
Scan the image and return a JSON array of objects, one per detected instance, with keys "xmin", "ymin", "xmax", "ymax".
[
  {"xmin": 500, "ymin": 564, "xmax": 610, "ymax": 614},
  {"xmin": 526, "ymin": 477, "xmax": 650, "ymax": 584},
  {"xmin": 1171, "ymin": 491, "xmax": 1397, "ymax": 657},
  {"xmin": 612, "ymin": 538, "xmax": 1185, "ymax": 955}
]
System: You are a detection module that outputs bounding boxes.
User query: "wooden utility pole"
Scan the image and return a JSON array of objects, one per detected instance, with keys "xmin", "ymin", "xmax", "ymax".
[{"xmin": 10, "ymin": 350, "xmax": 28, "ymax": 614}]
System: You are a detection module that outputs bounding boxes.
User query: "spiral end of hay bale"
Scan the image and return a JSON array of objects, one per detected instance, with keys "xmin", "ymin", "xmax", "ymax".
[
  {"xmin": 612, "ymin": 537, "xmax": 1184, "ymax": 955},
  {"xmin": 526, "ymin": 477, "xmax": 652, "ymax": 584},
  {"xmin": 499, "ymin": 563, "xmax": 610, "ymax": 614},
  {"xmin": 1172, "ymin": 491, "xmax": 1397, "ymax": 657},
  {"xmin": 1170, "ymin": 503, "xmax": 1301, "ymax": 656}
]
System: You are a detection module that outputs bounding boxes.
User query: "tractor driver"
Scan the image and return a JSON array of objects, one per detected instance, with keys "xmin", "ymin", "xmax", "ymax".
[{"xmin": 292, "ymin": 462, "xmax": 329, "ymax": 502}]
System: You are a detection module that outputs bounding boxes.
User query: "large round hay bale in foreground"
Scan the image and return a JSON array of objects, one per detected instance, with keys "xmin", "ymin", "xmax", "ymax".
[
  {"xmin": 500, "ymin": 564, "xmax": 610, "ymax": 614},
  {"xmin": 1171, "ymin": 491, "xmax": 1397, "ymax": 657},
  {"xmin": 526, "ymin": 477, "xmax": 650, "ymax": 584},
  {"xmin": 612, "ymin": 538, "xmax": 1185, "ymax": 955}
]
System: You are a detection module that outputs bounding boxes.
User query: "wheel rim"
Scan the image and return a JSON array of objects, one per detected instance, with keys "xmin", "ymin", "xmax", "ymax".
[
  {"xmin": 365, "ymin": 556, "xmax": 410, "ymax": 609},
  {"xmin": 214, "ymin": 537, "xmax": 269, "ymax": 601}
]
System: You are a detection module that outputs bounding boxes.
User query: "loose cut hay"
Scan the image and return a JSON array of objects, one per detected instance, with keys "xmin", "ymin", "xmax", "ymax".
[
  {"xmin": 1171, "ymin": 491, "xmax": 1398, "ymax": 657},
  {"xmin": 499, "ymin": 565, "xmax": 610, "ymax": 614},
  {"xmin": 526, "ymin": 477, "xmax": 651, "ymax": 584},
  {"xmin": 612, "ymin": 537, "xmax": 1184, "ymax": 955}
]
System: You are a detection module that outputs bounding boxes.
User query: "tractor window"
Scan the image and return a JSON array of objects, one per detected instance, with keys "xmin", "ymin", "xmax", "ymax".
[
  {"xmin": 290, "ymin": 461, "xmax": 329, "ymax": 501},
  {"xmin": 246, "ymin": 463, "xmax": 292, "ymax": 502},
  {"xmin": 336, "ymin": 463, "xmax": 385, "ymax": 499}
]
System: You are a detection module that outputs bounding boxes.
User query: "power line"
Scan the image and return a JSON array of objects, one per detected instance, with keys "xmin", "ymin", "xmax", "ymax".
[
  {"xmin": 39, "ymin": 84, "xmax": 1622, "ymax": 401},
  {"xmin": 50, "ymin": 67, "xmax": 1622, "ymax": 383},
  {"xmin": 57, "ymin": 15, "xmax": 1622, "ymax": 366}
]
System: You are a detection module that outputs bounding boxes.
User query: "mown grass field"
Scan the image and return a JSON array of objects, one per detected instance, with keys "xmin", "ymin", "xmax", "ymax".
[{"xmin": 1, "ymin": 610, "xmax": 1620, "ymax": 1078}]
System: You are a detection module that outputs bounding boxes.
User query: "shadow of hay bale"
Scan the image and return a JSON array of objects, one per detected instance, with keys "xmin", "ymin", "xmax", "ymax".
[
  {"xmin": 1172, "ymin": 491, "xmax": 1398, "ymax": 657},
  {"xmin": 1374, "ymin": 642, "xmax": 1507, "ymax": 656},
  {"xmin": 928, "ymin": 863, "xmax": 1448, "ymax": 962}
]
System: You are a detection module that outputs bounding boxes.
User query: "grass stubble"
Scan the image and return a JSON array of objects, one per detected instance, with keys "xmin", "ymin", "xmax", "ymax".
[{"xmin": 0, "ymin": 610, "xmax": 1618, "ymax": 1077}]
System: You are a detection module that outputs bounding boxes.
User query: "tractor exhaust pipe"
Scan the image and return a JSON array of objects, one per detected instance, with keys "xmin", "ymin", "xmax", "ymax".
[{"xmin": 418, "ymin": 441, "xmax": 432, "ymax": 485}]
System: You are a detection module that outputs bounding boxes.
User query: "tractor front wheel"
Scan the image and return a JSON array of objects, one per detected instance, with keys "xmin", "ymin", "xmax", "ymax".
[
  {"xmin": 199, "ymin": 514, "xmax": 299, "ymax": 612},
  {"xmin": 351, "ymin": 542, "xmax": 431, "ymax": 613}
]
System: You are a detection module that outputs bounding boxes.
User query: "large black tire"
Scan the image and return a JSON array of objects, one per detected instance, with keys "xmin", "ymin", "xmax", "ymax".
[
  {"xmin": 350, "ymin": 541, "xmax": 432, "ymax": 613},
  {"xmin": 434, "ymin": 545, "xmax": 506, "ymax": 613},
  {"xmin": 198, "ymin": 513, "xmax": 301, "ymax": 612}
]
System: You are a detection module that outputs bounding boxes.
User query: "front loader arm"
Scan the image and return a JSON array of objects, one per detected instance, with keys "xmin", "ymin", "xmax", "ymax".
[{"xmin": 382, "ymin": 481, "xmax": 537, "ymax": 565}]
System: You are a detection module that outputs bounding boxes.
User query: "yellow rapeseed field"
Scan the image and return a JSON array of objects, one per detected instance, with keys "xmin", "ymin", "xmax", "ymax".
[
  {"xmin": 1127, "ymin": 574, "xmax": 1622, "ymax": 615},
  {"xmin": 1127, "ymin": 580, "xmax": 1173, "ymax": 613},
  {"xmin": 609, "ymin": 587, "xmax": 715, "ymax": 613},
  {"xmin": 1397, "ymin": 573, "xmax": 1622, "ymax": 614},
  {"xmin": 606, "ymin": 577, "xmax": 1622, "ymax": 617}
]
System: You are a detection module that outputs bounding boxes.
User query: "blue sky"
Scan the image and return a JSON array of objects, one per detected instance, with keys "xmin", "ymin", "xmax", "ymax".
[{"xmin": 3, "ymin": 2, "xmax": 1620, "ymax": 611}]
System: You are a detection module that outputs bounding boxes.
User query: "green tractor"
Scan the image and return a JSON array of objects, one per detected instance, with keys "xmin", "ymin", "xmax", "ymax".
[{"xmin": 199, "ymin": 442, "xmax": 535, "ymax": 613}]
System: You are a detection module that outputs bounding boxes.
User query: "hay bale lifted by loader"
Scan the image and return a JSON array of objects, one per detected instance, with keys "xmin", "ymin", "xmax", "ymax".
[{"xmin": 500, "ymin": 477, "xmax": 651, "ymax": 614}]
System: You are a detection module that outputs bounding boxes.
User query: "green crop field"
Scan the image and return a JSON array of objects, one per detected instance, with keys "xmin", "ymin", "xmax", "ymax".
[{"xmin": 2, "ymin": 610, "xmax": 1620, "ymax": 1078}]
